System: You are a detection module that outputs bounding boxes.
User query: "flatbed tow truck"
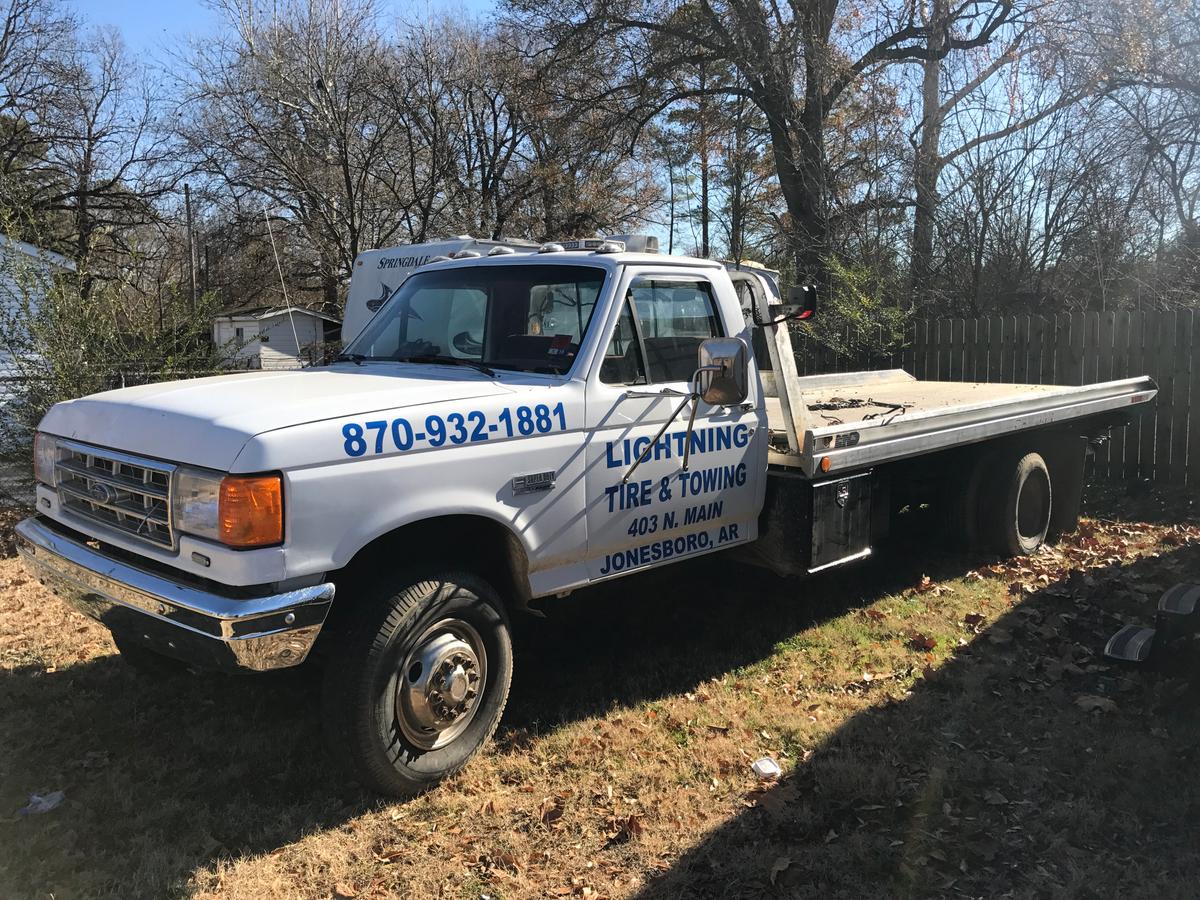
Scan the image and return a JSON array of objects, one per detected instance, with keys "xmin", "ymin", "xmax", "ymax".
[{"xmin": 17, "ymin": 235, "xmax": 1156, "ymax": 796}]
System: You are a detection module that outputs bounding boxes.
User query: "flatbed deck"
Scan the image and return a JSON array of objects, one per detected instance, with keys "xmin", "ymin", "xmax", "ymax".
[{"xmin": 764, "ymin": 369, "xmax": 1157, "ymax": 477}]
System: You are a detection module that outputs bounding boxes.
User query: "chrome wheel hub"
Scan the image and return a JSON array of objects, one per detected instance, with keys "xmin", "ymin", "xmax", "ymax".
[{"xmin": 396, "ymin": 619, "xmax": 486, "ymax": 750}]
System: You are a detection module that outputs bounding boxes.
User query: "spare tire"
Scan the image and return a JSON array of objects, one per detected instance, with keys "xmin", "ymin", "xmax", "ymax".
[{"xmin": 989, "ymin": 451, "xmax": 1052, "ymax": 557}]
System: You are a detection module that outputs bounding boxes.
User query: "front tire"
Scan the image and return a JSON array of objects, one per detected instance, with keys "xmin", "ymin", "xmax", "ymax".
[{"xmin": 321, "ymin": 570, "xmax": 512, "ymax": 798}]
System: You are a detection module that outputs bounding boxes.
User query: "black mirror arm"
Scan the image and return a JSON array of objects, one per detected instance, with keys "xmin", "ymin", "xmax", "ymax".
[
  {"xmin": 620, "ymin": 364, "xmax": 722, "ymax": 485},
  {"xmin": 756, "ymin": 307, "xmax": 814, "ymax": 326}
]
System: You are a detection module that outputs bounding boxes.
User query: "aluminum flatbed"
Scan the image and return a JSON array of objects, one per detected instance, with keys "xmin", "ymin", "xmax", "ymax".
[{"xmin": 762, "ymin": 368, "xmax": 1157, "ymax": 478}]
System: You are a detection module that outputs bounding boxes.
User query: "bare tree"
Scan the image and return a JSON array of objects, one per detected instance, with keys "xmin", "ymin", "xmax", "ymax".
[
  {"xmin": 507, "ymin": 0, "xmax": 1017, "ymax": 285},
  {"xmin": 178, "ymin": 0, "xmax": 415, "ymax": 311}
]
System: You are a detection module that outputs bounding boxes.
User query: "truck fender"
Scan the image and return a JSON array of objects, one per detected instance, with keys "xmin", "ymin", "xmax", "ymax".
[{"xmin": 331, "ymin": 512, "xmax": 534, "ymax": 617}]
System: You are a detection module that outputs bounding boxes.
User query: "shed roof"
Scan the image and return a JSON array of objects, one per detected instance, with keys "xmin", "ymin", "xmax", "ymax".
[{"xmin": 0, "ymin": 233, "xmax": 76, "ymax": 272}]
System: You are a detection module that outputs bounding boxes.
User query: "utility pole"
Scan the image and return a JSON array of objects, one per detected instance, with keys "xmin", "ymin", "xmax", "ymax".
[
  {"xmin": 698, "ymin": 62, "xmax": 710, "ymax": 259},
  {"xmin": 184, "ymin": 183, "xmax": 197, "ymax": 313}
]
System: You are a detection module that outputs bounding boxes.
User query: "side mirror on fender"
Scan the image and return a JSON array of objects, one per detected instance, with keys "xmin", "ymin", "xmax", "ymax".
[{"xmin": 696, "ymin": 337, "xmax": 749, "ymax": 406}]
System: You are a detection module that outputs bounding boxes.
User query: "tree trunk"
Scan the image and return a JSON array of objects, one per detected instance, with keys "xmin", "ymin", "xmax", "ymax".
[
  {"xmin": 323, "ymin": 270, "xmax": 339, "ymax": 317},
  {"xmin": 791, "ymin": 77, "xmax": 830, "ymax": 286},
  {"xmin": 910, "ymin": 0, "xmax": 949, "ymax": 307}
]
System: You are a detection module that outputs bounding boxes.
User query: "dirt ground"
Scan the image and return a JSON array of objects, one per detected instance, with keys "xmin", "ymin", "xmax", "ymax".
[{"xmin": 2, "ymin": 488, "xmax": 1199, "ymax": 899}]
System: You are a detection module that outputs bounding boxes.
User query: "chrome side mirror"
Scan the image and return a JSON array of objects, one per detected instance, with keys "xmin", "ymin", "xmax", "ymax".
[{"xmin": 696, "ymin": 337, "xmax": 749, "ymax": 406}]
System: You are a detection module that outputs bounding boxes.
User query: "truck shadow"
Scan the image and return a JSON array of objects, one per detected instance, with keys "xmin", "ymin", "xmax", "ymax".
[
  {"xmin": 0, "ymin": 514, "xmax": 959, "ymax": 896},
  {"xmin": 626, "ymin": 543, "xmax": 1200, "ymax": 898},
  {"xmin": 507, "ymin": 541, "xmax": 969, "ymax": 729},
  {"xmin": 3, "ymin": 516, "xmax": 1197, "ymax": 896},
  {"xmin": 0, "ymin": 653, "xmax": 353, "ymax": 897}
]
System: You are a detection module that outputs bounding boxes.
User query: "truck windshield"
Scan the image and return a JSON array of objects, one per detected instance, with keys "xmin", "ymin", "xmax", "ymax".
[{"xmin": 344, "ymin": 264, "xmax": 607, "ymax": 374}]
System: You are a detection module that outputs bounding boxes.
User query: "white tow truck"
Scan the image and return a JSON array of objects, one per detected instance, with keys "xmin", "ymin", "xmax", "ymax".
[{"xmin": 16, "ymin": 235, "xmax": 1156, "ymax": 797}]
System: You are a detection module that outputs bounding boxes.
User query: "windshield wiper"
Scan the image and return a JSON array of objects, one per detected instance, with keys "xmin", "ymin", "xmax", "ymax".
[
  {"xmin": 334, "ymin": 353, "xmax": 367, "ymax": 366},
  {"xmin": 396, "ymin": 354, "xmax": 497, "ymax": 377}
]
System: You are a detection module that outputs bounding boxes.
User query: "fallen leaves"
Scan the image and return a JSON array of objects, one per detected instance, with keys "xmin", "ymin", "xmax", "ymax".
[
  {"xmin": 907, "ymin": 631, "xmax": 938, "ymax": 651},
  {"xmin": 962, "ymin": 613, "xmax": 986, "ymax": 633},
  {"xmin": 5, "ymin": 513, "xmax": 1194, "ymax": 900},
  {"xmin": 769, "ymin": 856, "xmax": 792, "ymax": 885},
  {"xmin": 604, "ymin": 813, "xmax": 645, "ymax": 845},
  {"xmin": 1075, "ymin": 694, "xmax": 1119, "ymax": 714},
  {"xmin": 538, "ymin": 795, "xmax": 566, "ymax": 828},
  {"xmin": 913, "ymin": 576, "xmax": 955, "ymax": 597}
]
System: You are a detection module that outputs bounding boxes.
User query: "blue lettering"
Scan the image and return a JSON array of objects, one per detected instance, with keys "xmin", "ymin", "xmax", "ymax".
[{"xmin": 606, "ymin": 441, "xmax": 622, "ymax": 469}]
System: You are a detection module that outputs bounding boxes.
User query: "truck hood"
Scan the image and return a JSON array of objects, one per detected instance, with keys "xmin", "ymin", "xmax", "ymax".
[{"xmin": 39, "ymin": 365, "xmax": 515, "ymax": 470}]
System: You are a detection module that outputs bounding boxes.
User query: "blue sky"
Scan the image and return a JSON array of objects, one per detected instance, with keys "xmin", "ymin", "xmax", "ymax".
[
  {"xmin": 72, "ymin": 0, "xmax": 219, "ymax": 50},
  {"xmin": 71, "ymin": 0, "xmax": 498, "ymax": 51}
]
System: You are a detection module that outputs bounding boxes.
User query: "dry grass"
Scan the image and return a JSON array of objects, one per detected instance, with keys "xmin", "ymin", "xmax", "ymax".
[{"xmin": 2, "ymin": 493, "xmax": 1200, "ymax": 899}]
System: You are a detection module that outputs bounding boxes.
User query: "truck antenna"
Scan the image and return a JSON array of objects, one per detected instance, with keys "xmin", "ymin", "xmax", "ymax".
[{"xmin": 264, "ymin": 209, "xmax": 304, "ymax": 366}]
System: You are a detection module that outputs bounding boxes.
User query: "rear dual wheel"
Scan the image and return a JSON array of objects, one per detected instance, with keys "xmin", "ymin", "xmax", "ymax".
[
  {"xmin": 985, "ymin": 450, "xmax": 1053, "ymax": 557},
  {"xmin": 322, "ymin": 570, "xmax": 512, "ymax": 798},
  {"xmin": 954, "ymin": 447, "xmax": 1054, "ymax": 557}
]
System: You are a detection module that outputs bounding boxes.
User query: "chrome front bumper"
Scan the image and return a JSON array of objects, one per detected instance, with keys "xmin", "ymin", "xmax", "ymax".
[{"xmin": 15, "ymin": 516, "xmax": 335, "ymax": 672}]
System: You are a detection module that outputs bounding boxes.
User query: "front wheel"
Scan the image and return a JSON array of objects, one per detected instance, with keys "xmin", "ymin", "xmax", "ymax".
[{"xmin": 321, "ymin": 570, "xmax": 512, "ymax": 798}]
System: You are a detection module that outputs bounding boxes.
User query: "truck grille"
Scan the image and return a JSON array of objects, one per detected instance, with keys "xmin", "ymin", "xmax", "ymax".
[{"xmin": 56, "ymin": 440, "xmax": 176, "ymax": 549}]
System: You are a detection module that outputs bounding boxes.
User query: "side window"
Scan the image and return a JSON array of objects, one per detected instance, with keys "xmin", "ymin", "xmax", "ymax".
[
  {"xmin": 629, "ymin": 279, "xmax": 722, "ymax": 382},
  {"xmin": 599, "ymin": 299, "xmax": 647, "ymax": 385}
]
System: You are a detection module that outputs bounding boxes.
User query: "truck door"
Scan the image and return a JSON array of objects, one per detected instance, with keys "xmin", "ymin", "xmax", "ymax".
[{"xmin": 583, "ymin": 272, "xmax": 766, "ymax": 581}]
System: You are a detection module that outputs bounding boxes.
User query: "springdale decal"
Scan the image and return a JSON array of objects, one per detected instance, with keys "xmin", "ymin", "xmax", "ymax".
[{"xmin": 377, "ymin": 254, "xmax": 432, "ymax": 270}]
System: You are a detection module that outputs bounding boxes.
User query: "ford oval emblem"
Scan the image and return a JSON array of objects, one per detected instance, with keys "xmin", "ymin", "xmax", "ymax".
[{"xmin": 89, "ymin": 483, "xmax": 115, "ymax": 504}]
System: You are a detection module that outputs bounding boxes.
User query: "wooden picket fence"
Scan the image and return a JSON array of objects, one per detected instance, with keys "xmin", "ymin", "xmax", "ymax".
[{"xmin": 793, "ymin": 309, "xmax": 1200, "ymax": 485}]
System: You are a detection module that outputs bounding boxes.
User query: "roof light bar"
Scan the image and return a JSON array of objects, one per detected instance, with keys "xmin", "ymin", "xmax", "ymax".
[
  {"xmin": 487, "ymin": 245, "xmax": 517, "ymax": 256},
  {"xmin": 558, "ymin": 238, "xmax": 608, "ymax": 251},
  {"xmin": 450, "ymin": 249, "xmax": 481, "ymax": 259},
  {"xmin": 538, "ymin": 242, "xmax": 565, "ymax": 254}
]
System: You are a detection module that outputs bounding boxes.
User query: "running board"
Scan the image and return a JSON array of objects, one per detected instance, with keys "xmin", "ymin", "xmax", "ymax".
[
  {"xmin": 1104, "ymin": 583, "xmax": 1200, "ymax": 664},
  {"xmin": 1158, "ymin": 583, "xmax": 1200, "ymax": 624},
  {"xmin": 1104, "ymin": 624, "xmax": 1158, "ymax": 664}
]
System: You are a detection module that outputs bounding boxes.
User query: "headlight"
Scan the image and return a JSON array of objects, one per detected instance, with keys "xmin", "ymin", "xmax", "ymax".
[
  {"xmin": 173, "ymin": 469, "xmax": 284, "ymax": 549},
  {"xmin": 173, "ymin": 468, "xmax": 223, "ymax": 540},
  {"xmin": 33, "ymin": 432, "xmax": 58, "ymax": 485}
]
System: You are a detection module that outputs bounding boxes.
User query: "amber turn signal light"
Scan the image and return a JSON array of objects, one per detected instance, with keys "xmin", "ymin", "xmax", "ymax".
[{"xmin": 219, "ymin": 474, "xmax": 283, "ymax": 548}]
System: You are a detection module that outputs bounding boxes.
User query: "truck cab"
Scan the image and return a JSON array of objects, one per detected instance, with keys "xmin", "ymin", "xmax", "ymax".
[{"xmin": 16, "ymin": 237, "xmax": 1156, "ymax": 797}]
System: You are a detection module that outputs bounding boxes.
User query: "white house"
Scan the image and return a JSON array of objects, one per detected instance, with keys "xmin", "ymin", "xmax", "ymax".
[
  {"xmin": 0, "ymin": 235, "xmax": 76, "ymax": 488},
  {"xmin": 213, "ymin": 306, "xmax": 339, "ymax": 370},
  {"xmin": 0, "ymin": 234, "xmax": 75, "ymax": 379},
  {"xmin": 0, "ymin": 232, "xmax": 75, "ymax": 324}
]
